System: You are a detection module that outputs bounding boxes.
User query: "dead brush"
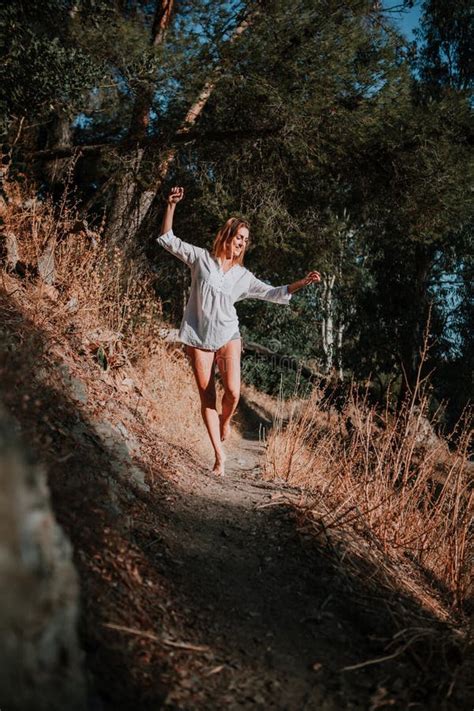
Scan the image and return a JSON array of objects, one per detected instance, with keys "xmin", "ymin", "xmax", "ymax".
[
  {"xmin": 263, "ymin": 342, "xmax": 473, "ymax": 702},
  {"xmin": 264, "ymin": 341, "xmax": 473, "ymax": 613},
  {"xmin": 1, "ymin": 177, "xmax": 210, "ymax": 458},
  {"xmin": 1, "ymin": 178, "xmax": 164, "ymax": 365}
]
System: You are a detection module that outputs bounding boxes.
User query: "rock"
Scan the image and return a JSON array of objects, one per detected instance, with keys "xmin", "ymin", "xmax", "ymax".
[
  {"xmin": 116, "ymin": 421, "xmax": 141, "ymax": 456},
  {"xmin": 58, "ymin": 364, "xmax": 88, "ymax": 405},
  {"xmin": 413, "ymin": 410, "xmax": 449, "ymax": 455},
  {"xmin": 38, "ymin": 239, "xmax": 56, "ymax": 285},
  {"xmin": 46, "ymin": 285, "xmax": 60, "ymax": 301},
  {"xmin": 121, "ymin": 377, "xmax": 136, "ymax": 390},
  {"xmin": 93, "ymin": 420, "xmax": 121, "ymax": 449},
  {"xmin": 86, "ymin": 328, "xmax": 123, "ymax": 345},
  {"xmin": 91, "ymin": 419, "xmax": 147, "ymax": 492},
  {"xmin": 93, "ymin": 419, "xmax": 141, "ymax": 459},
  {"xmin": 129, "ymin": 465, "xmax": 149, "ymax": 493},
  {"xmin": 0, "ymin": 405, "xmax": 87, "ymax": 710},
  {"xmin": 2, "ymin": 231, "xmax": 19, "ymax": 270},
  {"xmin": 69, "ymin": 377, "xmax": 88, "ymax": 404},
  {"xmin": 66, "ymin": 296, "xmax": 79, "ymax": 313},
  {"xmin": 159, "ymin": 327, "xmax": 180, "ymax": 342}
]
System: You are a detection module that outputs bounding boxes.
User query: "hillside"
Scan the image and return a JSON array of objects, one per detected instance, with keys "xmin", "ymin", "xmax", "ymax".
[{"xmin": 0, "ymin": 266, "xmax": 472, "ymax": 710}]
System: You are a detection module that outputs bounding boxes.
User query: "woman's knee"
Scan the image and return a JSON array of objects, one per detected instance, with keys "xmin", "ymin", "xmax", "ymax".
[
  {"xmin": 224, "ymin": 386, "xmax": 240, "ymax": 405},
  {"xmin": 199, "ymin": 388, "xmax": 217, "ymax": 410}
]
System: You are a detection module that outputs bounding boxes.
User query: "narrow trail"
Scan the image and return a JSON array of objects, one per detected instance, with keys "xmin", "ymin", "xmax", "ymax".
[
  {"xmin": 148, "ymin": 424, "xmax": 388, "ymax": 710},
  {"xmin": 1, "ymin": 294, "xmax": 468, "ymax": 710},
  {"xmin": 0, "ymin": 294, "xmax": 399, "ymax": 710}
]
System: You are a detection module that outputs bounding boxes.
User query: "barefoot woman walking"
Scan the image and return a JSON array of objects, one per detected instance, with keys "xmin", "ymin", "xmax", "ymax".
[{"xmin": 158, "ymin": 187, "xmax": 320, "ymax": 475}]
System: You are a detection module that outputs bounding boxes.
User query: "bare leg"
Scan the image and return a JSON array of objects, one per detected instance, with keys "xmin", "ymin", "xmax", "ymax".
[
  {"xmin": 185, "ymin": 345, "xmax": 226, "ymax": 475},
  {"xmin": 216, "ymin": 338, "xmax": 242, "ymax": 442}
]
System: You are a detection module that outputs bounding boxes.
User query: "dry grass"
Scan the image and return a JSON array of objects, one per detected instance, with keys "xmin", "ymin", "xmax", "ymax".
[
  {"xmin": 0, "ymin": 178, "xmax": 216, "ymax": 459},
  {"xmin": 1, "ymin": 178, "xmax": 163, "ymax": 362},
  {"xmin": 263, "ymin": 366, "xmax": 473, "ymax": 615},
  {"xmin": 262, "ymin": 358, "xmax": 473, "ymax": 702}
]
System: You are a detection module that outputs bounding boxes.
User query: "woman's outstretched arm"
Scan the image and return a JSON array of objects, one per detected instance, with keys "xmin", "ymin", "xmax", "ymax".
[
  {"xmin": 157, "ymin": 187, "xmax": 203, "ymax": 267},
  {"xmin": 240, "ymin": 270, "xmax": 321, "ymax": 304},
  {"xmin": 238, "ymin": 273, "xmax": 292, "ymax": 304}
]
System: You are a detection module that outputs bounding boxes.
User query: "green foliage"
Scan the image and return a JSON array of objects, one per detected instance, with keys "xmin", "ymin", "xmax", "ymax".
[
  {"xmin": 416, "ymin": 0, "xmax": 473, "ymax": 92},
  {"xmin": 0, "ymin": 1, "xmax": 103, "ymax": 131}
]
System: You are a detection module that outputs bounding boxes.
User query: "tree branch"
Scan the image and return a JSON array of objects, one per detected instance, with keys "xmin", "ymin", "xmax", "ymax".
[{"xmin": 27, "ymin": 125, "xmax": 282, "ymax": 162}]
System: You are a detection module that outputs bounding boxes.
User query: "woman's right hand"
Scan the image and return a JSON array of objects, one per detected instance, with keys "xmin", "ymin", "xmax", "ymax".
[{"xmin": 167, "ymin": 186, "xmax": 184, "ymax": 205}]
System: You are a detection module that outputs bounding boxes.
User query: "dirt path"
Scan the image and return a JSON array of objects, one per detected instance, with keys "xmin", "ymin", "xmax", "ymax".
[
  {"xmin": 147, "ymin": 428, "xmax": 396, "ymax": 710},
  {"xmin": 0, "ymin": 295, "xmax": 390, "ymax": 710},
  {"xmin": 1, "ymin": 293, "xmax": 468, "ymax": 711}
]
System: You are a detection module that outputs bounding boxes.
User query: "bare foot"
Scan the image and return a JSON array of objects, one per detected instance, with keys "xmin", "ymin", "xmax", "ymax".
[
  {"xmin": 212, "ymin": 452, "xmax": 226, "ymax": 476},
  {"xmin": 219, "ymin": 414, "xmax": 231, "ymax": 442}
]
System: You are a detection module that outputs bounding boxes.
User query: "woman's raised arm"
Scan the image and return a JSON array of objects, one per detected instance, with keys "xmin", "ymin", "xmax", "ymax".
[
  {"xmin": 160, "ymin": 186, "xmax": 183, "ymax": 235},
  {"xmin": 157, "ymin": 187, "xmax": 203, "ymax": 267}
]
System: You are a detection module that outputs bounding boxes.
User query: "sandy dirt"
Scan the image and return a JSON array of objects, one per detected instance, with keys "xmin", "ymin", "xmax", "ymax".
[{"xmin": 136, "ymin": 427, "xmax": 435, "ymax": 710}]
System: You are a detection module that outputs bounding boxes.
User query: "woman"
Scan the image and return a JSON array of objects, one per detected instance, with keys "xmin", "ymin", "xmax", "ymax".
[{"xmin": 157, "ymin": 186, "xmax": 321, "ymax": 475}]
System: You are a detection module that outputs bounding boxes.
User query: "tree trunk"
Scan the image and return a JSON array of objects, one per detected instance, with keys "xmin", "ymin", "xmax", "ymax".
[
  {"xmin": 0, "ymin": 405, "xmax": 86, "ymax": 711},
  {"xmin": 106, "ymin": 8, "xmax": 255, "ymax": 248},
  {"xmin": 321, "ymin": 274, "xmax": 336, "ymax": 374},
  {"xmin": 336, "ymin": 321, "xmax": 345, "ymax": 380},
  {"xmin": 397, "ymin": 244, "xmax": 435, "ymax": 408},
  {"xmin": 37, "ymin": 109, "xmax": 74, "ymax": 283},
  {"xmin": 106, "ymin": 1, "xmax": 175, "ymax": 246},
  {"xmin": 43, "ymin": 110, "xmax": 74, "ymax": 192}
]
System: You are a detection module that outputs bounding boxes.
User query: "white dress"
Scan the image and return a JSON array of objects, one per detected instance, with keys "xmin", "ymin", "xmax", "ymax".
[{"xmin": 157, "ymin": 229, "xmax": 293, "ymax": 351}]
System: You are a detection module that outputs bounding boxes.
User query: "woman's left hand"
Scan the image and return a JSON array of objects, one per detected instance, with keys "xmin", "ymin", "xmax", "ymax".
[
  {"xmin": 302, "ymin": 271, "xmax": 321, "ymax": 286},
  {"xmin": 287, "ymin": 270, "xmax": 321, "ymax": 295}
]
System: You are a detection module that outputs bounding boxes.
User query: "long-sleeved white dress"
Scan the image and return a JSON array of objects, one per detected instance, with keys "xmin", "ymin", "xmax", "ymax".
[{"xmin": 157, "ymin": 229, "xmax": 292, "ymax": 351}]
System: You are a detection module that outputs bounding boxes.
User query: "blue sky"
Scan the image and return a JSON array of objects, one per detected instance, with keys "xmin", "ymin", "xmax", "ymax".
[{"xmin": 382, "ymin": 1, "xmax": 423, "ymax": 40}]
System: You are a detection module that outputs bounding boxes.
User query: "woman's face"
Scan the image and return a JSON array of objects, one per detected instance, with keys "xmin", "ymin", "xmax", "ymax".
[{"xmin": 226, "ymin": 226, "xmax": 249, "ymax": 260}]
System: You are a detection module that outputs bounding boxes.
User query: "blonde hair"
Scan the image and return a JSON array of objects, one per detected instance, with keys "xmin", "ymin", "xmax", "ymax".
[{"xmin": 211, "ymin": 217, "xmax": 250, "ymax": 266}]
